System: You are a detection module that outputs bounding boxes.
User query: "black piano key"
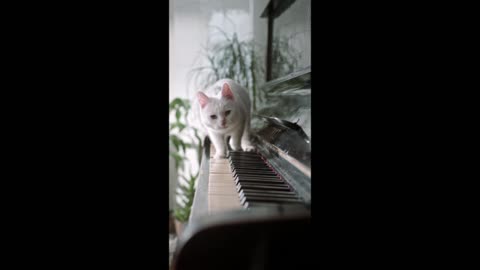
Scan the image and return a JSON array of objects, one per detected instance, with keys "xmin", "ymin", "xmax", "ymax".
[
  {"xmin": 231, "ymin": 162, "xmax": 268, "ymax": 166},
  {"xmin": 236, "ymin": 179, "xmax": 283, "ymax": 184},
  {"xmin": 240, "ymin": 191, "xmax": 298, "ymax": 199},
  {"xmin": 234, "ymin": 174, "xmax": 279, "ymax": 180},
  {"xmin": 237, "ymin": 184, "xmax": 291, "ymax": 192},
  {"xmin": 242, "ymin": 193, "xmax": 302, "ymax": 201},
  {"xmin": 230, "ymin": 156, "xmax": 263, "ymax": 160},
  {"xmin": 232, "ymin": 166, "xmax": 273, "ymax": 170},
  {"xmin": 234, "ymin": 171, "xmax": 278, "ymax": 178},
  {"xmin": 244, "ymin": 199, "xmax": 302, "ymax": 205},
  {"xmin": 235, "ymin": 173, "xmax": 277, "ymax": 178},
  {"xmin": 229, "ymin": 157, "xmax": 265, "ymax": 161},
  {"xmin": 245, "ymin": 202, "xmax": 301, "ymax": 208},
  {"xmin": 230, "ymin": 162, "xmax": 267, "ymax": 167},
  {"xmin": 231, "ymin": 163, "xmax": 270, "ymax": 168},
  {"xmin": 236, "ymin": 179, "xmax": 287, "ymax": 186},
  {"xmin": 236, "ymin": 180, "xmax": 283, "ymax": 186},
  {"xmin": 239, "ymin": 193, "xmax": 299, "ymax": 204},
  {"xmin": 235, "ymin": 175, "xmax": 283, "ymax": 181},
  {"xmin": 235, "ymin": 179, "xmax": 284, "ymax": 185},
  {"xmin": 236, "ymin": 183, "xmax": 290, "ymax": 191},
  {"xmin": 235, "ymin": 174, "xmax": 280, "ymax": 178},
  {"xmin": 231, "ymin": 161, "xmax": 266, "ymax": 165},
  {"xmin": 233, "ymin": 167, "xmax": 276, "ymax": 174},
  {"xmin": 230, "ymin": 155, "xmax": 263, "ymax": 158},
  {"xmin": 240, "ymin": 189, "xmax": 297, "ymax": 196},
  {"xmin": 234, "ymin": 170, "xmax": 275, "ymax": 174},
  {"xmin": 230, "ymin": 157, "xmax": 264, "ymax": 160},
  {"xmin": 231, "ymin": 158, "xmax": 264, "ymax": 160},
  {"xmin": 235, "ymin": 176, "xmax": 281, "ymax": 181},
  {"xmin": 230, "ymin": 155, "xmax": 263, "ymax": 159},
  {"xmin": 235, "ymin": 173, "xmax": 280, "ymax": 178},
  {"xmin": 241, "ymin": 196, "xmax": 302, "ymax": 205},
  {"xmin": 246, "ymin": 198, "xmax": 303, "ymax": 205},
  {"xmin": 234, "ymin": 172, "xmax": 278, "ymax": 178},
  {"xmin": 230, "ymin": 161, "xmax": 269, "ymax": 165},
  {"xmin": 231, "ymin": 167, "xmax": 269, "ymax": 172},
  {"xmin": 230, "ymin": 156, "xmax": 265, "ymax": 160},
  {"xmin": 230, "ymin": 156, "xmax": 267, "ymax": 161},
  {"xmin": 233, "ymin": 167, "xmax": 277, "ymax": 175},
  {"xmin": 232, "ymin": 166, "xmax": 269, "ymax": 171},
  {"xmin": 230, "ymin": 154, "xmax": 262, "ymax": 157},
  {"xmin": 237, "ymin": 186, "xmax": 292, "ymax": 194}
]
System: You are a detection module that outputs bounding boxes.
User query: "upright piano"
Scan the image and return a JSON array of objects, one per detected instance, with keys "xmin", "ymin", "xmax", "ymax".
[
  {"xmin": 172, "ymin": 1, "xmax": 311, "ymax": 269},
  {"xmin": 172, "ymin": 68, "xmax": 311, "ymax": 270}
]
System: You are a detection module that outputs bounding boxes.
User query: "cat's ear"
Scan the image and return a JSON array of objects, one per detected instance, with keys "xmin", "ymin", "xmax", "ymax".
[
  {"xmin": 197, "ymin": 91, "xmax": 209, "ymax": 109},
  {"xmin": 221, "ymin": 83, "xmax": 234, "ymax": 100}
]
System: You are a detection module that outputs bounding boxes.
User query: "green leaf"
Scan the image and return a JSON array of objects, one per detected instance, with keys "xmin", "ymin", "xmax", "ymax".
[
  {"xmin": 178, "ymin": 123, "xmax": 186, "ymax": 132},
  {"xmin": 170, "ymin": 122, "xmax": 186, "ymax": 133},
  {"xmin": 175, "ymin": 109, "xmax": 181, "ymax": 122},
  {"xmin": 171, "ymin": 136, "xmax": 180, "ymax": 152},
  {"xmin": 169, "ymin": 98, "xmax": 183, "ymax": 113},
  {"xmin": 169, "ymin": 152, "xmax": 183, "ymax": 170}
]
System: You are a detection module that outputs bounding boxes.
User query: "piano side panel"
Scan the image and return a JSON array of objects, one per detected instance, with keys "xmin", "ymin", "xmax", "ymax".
[{"xmin": 189, "ymin": 138, "xmax": 211, "ymax": 222}]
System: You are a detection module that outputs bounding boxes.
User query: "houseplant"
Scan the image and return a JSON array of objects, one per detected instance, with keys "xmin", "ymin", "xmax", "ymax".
[
  {"xmin": 172, "ymin": 171, "xmax": 198, "ymax": 234},
  {"xmin": 169, "ymin": 97, "xmax": 203, "ymax": 235},
  {"xmin": 187, "ymin": 30, "xmax": 264, "ymax": 111},
  {"xmin": 187, "ymin": 29, "xmax": 302, "ymax": 112}
]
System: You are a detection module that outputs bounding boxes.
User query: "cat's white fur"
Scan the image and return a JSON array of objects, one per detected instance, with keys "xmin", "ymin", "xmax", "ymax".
[{"xmin": 194, "ymin": 79, "xmax": 254, "ymax": 159}]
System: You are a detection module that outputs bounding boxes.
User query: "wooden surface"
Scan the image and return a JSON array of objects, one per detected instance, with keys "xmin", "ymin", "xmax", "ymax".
[{"xmin": 189, "ymin": 139, "xmax": 210, "ymax": 222}]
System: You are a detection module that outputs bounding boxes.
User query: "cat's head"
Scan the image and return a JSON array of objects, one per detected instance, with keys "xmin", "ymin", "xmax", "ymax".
[{"xmin": 197, "ymin": 82, "xmax": 239, "ymax": 131}]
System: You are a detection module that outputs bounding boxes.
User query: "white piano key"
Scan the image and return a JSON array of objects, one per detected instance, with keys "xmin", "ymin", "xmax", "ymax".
[
  {"xmin": 209, "ymin": 174, "xmax": 235, "ymax": 182},
  {"xmin": 209, "ymin": 187, "xmax": 237, "ymax": 192},
  {"xmin": 209, "ymin": 167, "xmax": 232, "ymax": 174},
  {"xmin": 207, "ymin": 146, "xmax": 242, "ymax": 214}
]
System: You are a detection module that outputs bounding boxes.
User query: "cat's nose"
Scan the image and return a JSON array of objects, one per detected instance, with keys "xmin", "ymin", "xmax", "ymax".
[{"xmin": 221, "ymin": 119, "xmax": 227, "ymax": 126}]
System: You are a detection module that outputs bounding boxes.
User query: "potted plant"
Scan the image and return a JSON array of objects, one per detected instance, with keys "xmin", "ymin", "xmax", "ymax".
[
  {"xmin": 172, "ymin": 171, "xmax": 198, "ymax": 235},
  {"xmin": 169, "ymin": 98, "xmax": 203, "ymax": 235},
  {"xmin": 187, "ymin": 29, "xmax": 303, "ymax": 112},
  {"xmin": 187, "ymin": 30, "xmax": 264, "ymax": 111}
]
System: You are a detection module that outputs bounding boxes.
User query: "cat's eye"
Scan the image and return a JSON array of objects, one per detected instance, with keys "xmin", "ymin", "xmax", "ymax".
[
  {"xmin": 225, "ymin": 110, "xmax": 231, "ymax": 116},
  {"xmin": 210, "ymin": 115, "xmax": 217, "ymax": 119}
]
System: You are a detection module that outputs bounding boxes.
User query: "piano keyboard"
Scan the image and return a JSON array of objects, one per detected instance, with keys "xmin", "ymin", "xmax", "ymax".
[
  {"xmin": 208, "ymin": 145, "xmax": 303, "ymax": 214},
  {"xmin": 207, "ymin": 146, "xmax": 242, "ymax": 214}
]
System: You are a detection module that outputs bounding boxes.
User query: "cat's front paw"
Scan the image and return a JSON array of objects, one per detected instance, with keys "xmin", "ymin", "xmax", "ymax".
[
  {"xmin": 230, "ymin": 145, "xmax": 242, "ymax": 151},
  {"xmin": 213, "ymin": 153, "xmax": 227, "ymax": 159},
  {"xmin": 242, "ymin": 143, "xmax": 255, "ymax": 152}
]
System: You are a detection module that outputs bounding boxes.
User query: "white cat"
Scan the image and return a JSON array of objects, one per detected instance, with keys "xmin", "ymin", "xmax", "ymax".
[{"xmin": 195, "ymin": 79, "xmax": 254, "ymax": 159}]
